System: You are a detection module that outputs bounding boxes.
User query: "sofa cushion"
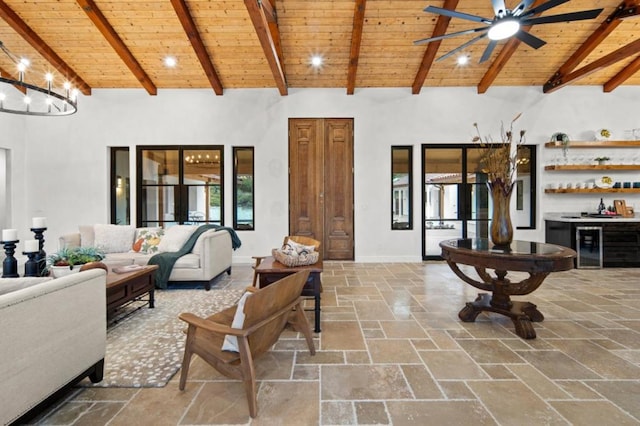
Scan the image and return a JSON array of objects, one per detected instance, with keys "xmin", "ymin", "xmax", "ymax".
[
  {"xmin": 79, "ymin": 225, "xmax": 95, "ymax": 247},
  {"xmin": 174, "ymin": 253, "xmax": 200, "ymax": 269},
  {"xmin": 132, "ymin": 227, "xmax": 164, "ymax": 254},
  {"xmin": 157, "ymin": 225, "xmax": 197, "ymax": 253},
  {"xmin": 0, "ymin": 277, "xmax": 54, "ymax": 296},
  {"xmin": 94, "ymin": 224, "xmax": 136, "ymax": 254}
]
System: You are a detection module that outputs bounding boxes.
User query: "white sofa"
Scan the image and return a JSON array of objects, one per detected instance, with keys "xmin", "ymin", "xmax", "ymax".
[
  {"xmin": 0, "ymin": 269, "xmax": 106, "ymax": 425},
  {"xmin": 59, "ymin": 224, "xmax": 233, "ymax": 290}
]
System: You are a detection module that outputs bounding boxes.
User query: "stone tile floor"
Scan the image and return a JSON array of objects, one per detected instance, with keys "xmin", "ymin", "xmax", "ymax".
[{"xmin": 28, "ymin": 262, "xmax": 640, "ymax": 425}]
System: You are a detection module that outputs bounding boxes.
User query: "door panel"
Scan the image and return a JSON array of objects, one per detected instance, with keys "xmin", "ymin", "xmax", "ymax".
[
  {"xmin": 289, "ymin": 118, "xmax": 354, "ymax": 260},
  {"xmin": 324, "ymin": 119, "xmax": 354, "ymax": 260},
  {"xmin": 289, "ymin": 119, "xmax": 323, "ymax": 239}
]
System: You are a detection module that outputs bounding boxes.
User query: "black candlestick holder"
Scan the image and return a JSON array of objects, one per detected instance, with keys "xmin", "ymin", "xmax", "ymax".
[
  {"xmin": 31, "ymin": 227, "xmax": 47, "ymax": 276},
  {"xmin": 23, "ymin": 250, "xmax": 39, "ymax": 277},
  {"xmin": 2, "ymin": 239, "xmax": 19, "ymax": 278}
]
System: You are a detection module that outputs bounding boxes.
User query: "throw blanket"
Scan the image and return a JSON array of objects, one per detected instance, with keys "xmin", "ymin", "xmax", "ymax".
[{"xmin": 149, "ymin": 225, "xmax": 241, "ymax": 289}]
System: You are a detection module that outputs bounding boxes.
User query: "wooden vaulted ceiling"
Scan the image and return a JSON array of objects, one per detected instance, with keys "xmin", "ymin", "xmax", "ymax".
[{"xmin": 0, "ymin": 0, "xmax": 639, "ymax": 97}]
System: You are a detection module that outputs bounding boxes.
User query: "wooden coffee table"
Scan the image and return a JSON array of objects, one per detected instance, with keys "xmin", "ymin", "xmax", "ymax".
[
  {"xmin": 254, "ymin": 256, "xmax": 323, "ymax": 332},
  {"xmin": 106, "ymin": 265, "xmax": 158, "ymax": 321}
]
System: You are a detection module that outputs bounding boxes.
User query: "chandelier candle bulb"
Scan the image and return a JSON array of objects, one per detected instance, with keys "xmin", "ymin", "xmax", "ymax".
[
  {"xmin": 25, "ymin": 240, "xmax": 39, "ymax": 253},
  {"xmin": 2, "ymin": 229, "xmax": 17, "ymax": 242},
  {"xmin": 32, "ymin": 217, "xmax": 47, "ymax": 229}
]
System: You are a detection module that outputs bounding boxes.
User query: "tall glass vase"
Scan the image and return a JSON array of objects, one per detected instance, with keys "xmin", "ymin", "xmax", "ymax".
[{"xmin": 488, "ymin": 181, "xmax": 514, "ymax": 247}]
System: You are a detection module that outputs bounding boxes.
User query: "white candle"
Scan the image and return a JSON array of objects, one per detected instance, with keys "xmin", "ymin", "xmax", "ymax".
[
  {"xmin": 25, "ymin": 239, "xmax": 39, "ymax": 252},
  {"xmin": 32, "ymin": 217, "xmax": 47, "ymax": 228},
  {"xmin": 2, "ymin": 229, "xmax": 18, "ymax": 241}
]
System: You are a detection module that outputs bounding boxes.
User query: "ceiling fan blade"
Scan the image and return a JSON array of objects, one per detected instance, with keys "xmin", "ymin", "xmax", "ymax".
[
  {"xmin": 436, "ymin": 34, "xmax": 488, "ymax": 62},
  {"xmin": 512, "ymin": 0, "xmax": 534, "ymax": 16},
  {"xmin": 413, "ymin": 26, "xmax": 489, "ymax": 45},
  {"xmin": 480, "ymin": 40, "xmax": 498, "ymax": 63},
  {"xmin": 521, "ymin": 8, "xmax": 603, "ymax": 26},
  {"xmin": 424, "ymin": 5, "xmax": 492, "ymax": 24},
  {"xmin": 514, "ymin": 30, "xmax": 546, "ymax": 49},
  {"xmin": 491, "ymin": 0, "xmax": 507, "ymax": 18},
  {"xmin": 521, "ymin": 0, "xmax": 570, "ymax": 18}
]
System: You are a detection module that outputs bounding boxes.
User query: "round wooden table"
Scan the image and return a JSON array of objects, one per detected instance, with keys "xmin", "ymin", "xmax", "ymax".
[{"xmin": 440, "ymin": 238, "xmax": 576, "ymax": 339}]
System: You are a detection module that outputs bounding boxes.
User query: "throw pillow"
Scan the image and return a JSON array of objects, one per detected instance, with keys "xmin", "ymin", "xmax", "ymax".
[
  {"xmin": 132, "ymin": 227, "xmax": 164, "ymax": 254},
  {"xmin": 156, "ymin": 225, "xmax": 198, "ymax": 253},
  {"xmin": 222, "ymin": 291, "xmax": 253, "ymax": 352},
  {"xmin": 93, "ymin": 224, "xmax": 136, "ymax": 254}
]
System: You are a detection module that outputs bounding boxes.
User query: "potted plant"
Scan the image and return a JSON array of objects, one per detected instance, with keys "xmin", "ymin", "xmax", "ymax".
[
  {"xmin": 595, "ymin": 156, "xmax": 610, "ymax": 166},
  {"xmin": 45, "ymin": 246, "xmax": 106, "ymax": 277}
]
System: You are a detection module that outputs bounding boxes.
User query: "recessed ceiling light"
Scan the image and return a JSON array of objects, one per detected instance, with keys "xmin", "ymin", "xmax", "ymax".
[
  {"xmin": 164, "ymin": 56, "xmax": 177, "ymax": 68},
  {"xmin": 310, "ymin": 55, "xmax": 323, "ymax": 68},
  {"xmin": 457, "ymin": 55, "xmax": 469, "ymax": 66}
]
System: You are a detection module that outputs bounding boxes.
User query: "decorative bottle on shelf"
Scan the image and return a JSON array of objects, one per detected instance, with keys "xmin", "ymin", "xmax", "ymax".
[{"xmin": 598, "ymin": 198, "xmax": 606, "ymax": 214}]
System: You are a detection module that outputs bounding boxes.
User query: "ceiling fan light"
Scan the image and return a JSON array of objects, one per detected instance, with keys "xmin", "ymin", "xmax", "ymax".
[{"xmin": 487, "ymin": 19, "xmax": 520, "ymax": 40}]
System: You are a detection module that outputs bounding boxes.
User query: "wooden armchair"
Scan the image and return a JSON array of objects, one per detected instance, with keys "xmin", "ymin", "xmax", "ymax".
[{"xmin": 178, "ymin": 270, "xmax": 316, "ymax": 418}]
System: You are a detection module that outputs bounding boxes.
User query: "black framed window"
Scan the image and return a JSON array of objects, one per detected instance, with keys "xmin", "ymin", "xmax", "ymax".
[
  {"xmin": 136, "ymin": 145, "xmax": 224, "ymax": 227},
  {"xmin": 392, "ymin": 146, "xmax": 413, "ymax": 230},
  {"xmin": 233, "ymin": 147, "xmax": 254, "ymax": 230},
  {"xmin": 110, "ymin": 147, "xmax": 130, "ymax": 225}
]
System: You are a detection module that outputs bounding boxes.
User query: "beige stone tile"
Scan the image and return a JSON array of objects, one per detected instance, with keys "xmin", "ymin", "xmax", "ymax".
[
  {"xmin": 292, "ymin": 364, "xmax": 319, "ymax": 380},
  {"xmin": 355, "ymin": 401, "xmax": 389, "ymax": 425},
  {"xmin": 438, "ymin": 381, "xmax": 475, "ymax": 399},
  {"xmin": 39, "ymin": 401, "xmax": 94, "ymax": 425},
  {"xmin": 456, "ymin": 339, "xmax": 525, "ymax": 364},
  {"xmin": 507, "ymin": 364, "xmax": 570, "ymax": 399},
  {"xmin": 541, "ymin": 320, "xmax": 606, "ymax": 339},
  {"xmin": 363, "ymin": 329, "xmax": 386, "ymax": 338},
  {"xmin": 515, "ymin": 350, "xmax": 602, "ymax": 380},
  {"xmin": 367, "ymin": 339, "xmax": 421, "ymax": 364},
  {"xmin": 401, "ymin": 365, "xmax": 444, "ymax": 399},
  {"xmin": 548, "ymin": 339, "xmax": 640, "ymax": 379},
  {"xmin": 251, "ymin": 382, "xmax": 319, "ymax": 426},
  {"xmin": 556, "ymin": 380, "xmax": 603, "ymax": 399},
  {"xmin": 72, "ymin": 387, "xmax": 139, "ymax": 402},
  {"xmin": 321, "ymin": 401, "xmax": 355, "ymax": 425},
  {"xmin": 359, "ymin": 320, "xmax": 380, "ymax": 329},
  {"xmin": 345, "ymin": 350, "xmax": 370, "ymax": 364},
  {"xmin": 379, "ymin": 320, "xmax": 428, "ymax": 338},
  {"xmin": 297, "ymin": 350, "xmax": 344, "ymax": 365},
  {"xmin": 74, "ymin": 402, "xmax": 125, "ymax": 426},
  {"xmin": 468, "ymin": 381, "xmax": 567, "ymax": 425},
  {"xmin": 321, "ymin": 365, "xmax": 412, "ymax": 400},
  {"xmin": 352, "ymin": 300, "xmax": 395, "ymax": 321},
  {"xmin": 596, "ymin": 329, "xmax": 640, "ymax": 349},
  {"xmin": 550, "ymin": 401, "xmax": 638, "ymax": 425},
  {"xmin": 426, "ymin": 330, "xmax": 461, "ymax": 349},
  {"xmin": 387, "ymin": 401, "xmax": 497, "ymax": 425},
  {"xmin": 481, "ymin": 364, "xmax": 516, "ymax": 379},
  {"xmin": 419, "ymin": 350, "xmax": 488, "ymax": 380},
  {"xmin": 410, "ymin": 338, "xmax": 437, "ymax": 350},
  {"xmin": 109, "ymin": 382, "xmax": 199, "ymax": 426},
  {"xmin": 181, "ymin": 382, "xmax": 251, "ymax": 424},
  {"xmin": 587, "ymin": 380, "xmax": 640, "ymax": 420}
]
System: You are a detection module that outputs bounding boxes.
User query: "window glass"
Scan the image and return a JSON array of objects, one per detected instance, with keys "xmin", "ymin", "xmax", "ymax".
[
  {"xmin": 233, "ymin": 147, "xmax": 254, "ymax": 230},
  {"xmin": 392, "ymin": 146, "xmax": 412, "ymax": 230}
]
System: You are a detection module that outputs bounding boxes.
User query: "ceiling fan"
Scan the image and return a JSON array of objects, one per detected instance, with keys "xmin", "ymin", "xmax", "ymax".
[{"xmin": 414, "ymin": 0, "xmax": 603, "ymax": 63}]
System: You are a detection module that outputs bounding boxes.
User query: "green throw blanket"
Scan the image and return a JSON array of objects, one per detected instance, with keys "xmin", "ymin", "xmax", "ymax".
[{"xmin": 149, "ymin": 225, "xmax": 241, "ymax": 289}]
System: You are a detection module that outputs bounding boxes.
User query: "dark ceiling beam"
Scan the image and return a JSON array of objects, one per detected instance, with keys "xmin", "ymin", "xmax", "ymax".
[
  {"xmin": 261, "ymin": 0, "xmax": 277, "ymax": 23},
  {"xmin": 604, "ymin": 55, "xmax": 640, "ymax": 92},
  {"xmin": 244, "ymin": 0, "xmax": 287, "ymax": 95},
  {"xmin": 76, "ymin": 0, "xmax": 156, "ymax": 95},
  {"xmin": 0, "ymin": 0, "xmax": 92, "ymax": 95},
  {"xmin": 545, "ymin": 37, "xmax": 640, "ymax": 93},
  {"xmin": 477, "ymin": 0, "xmax": 545, "ymax": 94},
  {"xmin": 412, "ymin": 0, "xmax": 459, "ymax": 95},
  {"xmin": 0, "ymin": 65, "xmax": 27, "ymax": 94},
  {"xmin": 264, "ymin": 0, "xmax": 286, "ymax": 79},
  {"xmin": 170, "ymin": 0, "xmax": 223, "ymax": 95},
  {"xmin": 544, "ymin": 0, "xmax": 636, "ymax": 93},
  {"xmin": 346, "ymin": 0, "xmax": 366, "ymax": 95}
]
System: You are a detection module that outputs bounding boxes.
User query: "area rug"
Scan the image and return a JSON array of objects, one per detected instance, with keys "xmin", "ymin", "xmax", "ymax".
[{"xmin": 79, "ymin": 286, "xmax": 245, "ymax": 388}]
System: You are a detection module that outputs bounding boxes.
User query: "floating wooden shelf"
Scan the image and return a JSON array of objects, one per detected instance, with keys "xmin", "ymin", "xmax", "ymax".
[
  {"xmin": 545, "ymin": 165, "xmax": 640, "ymax": 171},
  {"xmin": 544, "ymin": 140, "xmax": 640, "ymax": 148},
  {"xmin": 545, "ymin": 188, "xmax": 640, "ymax": 194}
]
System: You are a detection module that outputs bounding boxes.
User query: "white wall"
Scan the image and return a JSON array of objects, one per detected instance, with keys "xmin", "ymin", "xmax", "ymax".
[{"xmin": 7, "ymin": 85, "xmax": 640, "ymax": 263}]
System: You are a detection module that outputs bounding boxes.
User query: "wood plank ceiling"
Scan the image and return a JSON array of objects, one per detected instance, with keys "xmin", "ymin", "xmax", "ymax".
[{"xmin": 0, "ymin": 0, "xmax": 638, "ymax": 97}]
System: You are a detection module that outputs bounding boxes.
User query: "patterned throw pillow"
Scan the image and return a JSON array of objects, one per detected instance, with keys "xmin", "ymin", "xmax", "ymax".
[{"xmin": 132, "ymin": 228, "xmax": 165, "ymax": 254}]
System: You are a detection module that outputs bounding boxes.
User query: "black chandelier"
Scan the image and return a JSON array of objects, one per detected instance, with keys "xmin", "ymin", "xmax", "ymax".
[{"xmin": 0, "ymin": 40, "xmax": 77, "ymax": 116}]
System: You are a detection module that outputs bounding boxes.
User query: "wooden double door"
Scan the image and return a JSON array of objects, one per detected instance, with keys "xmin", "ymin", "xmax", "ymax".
[{"xmin": 289, "ymin": 118, "xmax": 354, "ymax": 260}]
